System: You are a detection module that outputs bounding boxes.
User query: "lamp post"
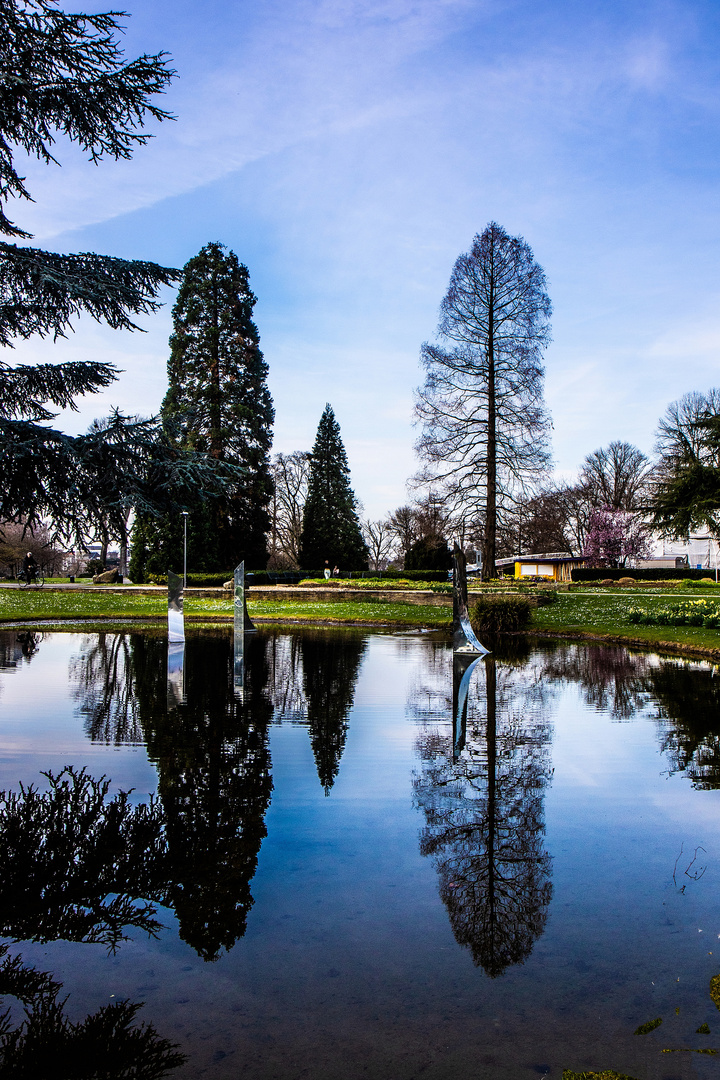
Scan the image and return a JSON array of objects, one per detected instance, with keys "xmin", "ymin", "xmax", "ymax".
[{"xmin": 182, "ymin": 511, "xmax": 189, "ymax": 588}]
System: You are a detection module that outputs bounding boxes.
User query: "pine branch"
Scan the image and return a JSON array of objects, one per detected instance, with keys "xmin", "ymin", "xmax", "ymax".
[{"xmin": 0, "ymin": 243, "xmax": 181, "ymax": 343}]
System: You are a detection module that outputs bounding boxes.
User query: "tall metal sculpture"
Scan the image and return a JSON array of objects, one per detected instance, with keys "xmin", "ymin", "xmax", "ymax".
[
  {"xmin": 168, "ymin": 570, "xmax": 185, "ymax": 642},
  {"xmin": 167, "ymin": 570, "xmax": 186, "ymax": 709},
  {"xmin": 233, "ymin": 562, "xmax": 256, "ymax": 701},
  {"xmin": 452, "ymin": 544, "xmax": 489, "ymax": 656}
]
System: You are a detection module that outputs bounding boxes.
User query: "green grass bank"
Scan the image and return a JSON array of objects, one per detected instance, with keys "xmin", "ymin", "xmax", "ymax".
[{"xmin": 5, "ymin": 584, "xmax": 720, "ymax": 657}]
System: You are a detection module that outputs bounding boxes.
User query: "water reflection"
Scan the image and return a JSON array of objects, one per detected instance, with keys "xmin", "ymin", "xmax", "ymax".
[
  {"xmin": 0, "ymin": 943, "xmax": 185, "ymax": 1078},
  {"xmin": 0, "ymin": 768, "xmax": 184, "ymax": 1076},
  {"xmin": 0, "ymin": 766, "xmax": 167, "ymax": 949},
  {"xmin": 649, "ymin": 662, "xmax": 720, "ymax": 789},
  {"xmin": 413, "ymin": 656, "xmax": 553, "ymax": 977},
  {"xmin": 138, "ymin": 631, "xmax": 274, "ymax": 961},
  {"xmin": 0, "ymin": 629, "xmax": 42, "ymax": 672},
  {"xmin": 70, "ymin": 632, "xmax": 145, "ymax": 744},
  {"xmin": 266, "ymin": 628, "xmax": 367, "ymax": 793}
]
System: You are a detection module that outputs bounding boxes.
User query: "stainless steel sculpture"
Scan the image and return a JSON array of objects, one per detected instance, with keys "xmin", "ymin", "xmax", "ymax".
[
  {"xmin": 168, "ymin": 569, "xmax": 185, "ymax": 642},
  {"xmin": 167, "ymin": 640, "xmax": 186, "ymax": 710},
  {"xmin": 233, "ymin": 562, "xmax": 246, "ymax": 700},
  {"xmin": 452, "ymin": 653, "xmax": 482, "ymax": 760},
  {"xmin": 452, "ymin": 543, "xmax": 489, "ymax": 655},
  {"xmin": 234, "ymin": 561, "xmax": 256, "ymax": 634}
]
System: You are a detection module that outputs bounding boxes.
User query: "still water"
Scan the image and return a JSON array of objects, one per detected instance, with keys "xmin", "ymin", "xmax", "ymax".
[{"xmin": 0, "ymin": 626, "xmax": 719, "ymax": 1079}]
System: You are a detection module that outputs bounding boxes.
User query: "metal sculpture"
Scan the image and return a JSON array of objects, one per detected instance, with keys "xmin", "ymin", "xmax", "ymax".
[
  {"xmin": 452, "ymin": 544, "xmax": 489, "ymax": 655},
  {"xmin": 167, "ymin": 570, "xmax": 185, "ymax": 643},
  {"xmin": 233, "ymin": 562, "xmax": 246, "ymax": 700}
]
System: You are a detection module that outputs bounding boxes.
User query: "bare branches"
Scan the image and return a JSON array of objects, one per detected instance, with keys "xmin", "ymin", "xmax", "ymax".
[{"xmin": 414, "ymin": 223, "xmax": 552, "ymax": 578}]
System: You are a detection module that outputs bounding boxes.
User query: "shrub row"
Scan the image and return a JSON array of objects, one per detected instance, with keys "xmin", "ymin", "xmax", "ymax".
[
  {"xmin": 469, "ymin": 595, "xmax": 532, "ymax": 635},
  {"xmin": 571, "ymin": 567, "xmax": 714, "ymax": 582},
  {"xmin": 147, "ymin": 572, "xmax": 233, "ymax": 587}
]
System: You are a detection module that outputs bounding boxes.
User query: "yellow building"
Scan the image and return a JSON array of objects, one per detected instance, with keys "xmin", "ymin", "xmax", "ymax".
[{"xmin": 495, "ymin": 552, "xmax": 586, "ymax": 582}]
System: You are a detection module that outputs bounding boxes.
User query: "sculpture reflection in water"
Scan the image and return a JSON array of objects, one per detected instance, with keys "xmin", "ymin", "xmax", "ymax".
[
  {"xmin": 69, "ymin": 629, "xmax": 275, "ymax": 961},
  {"xmin": 413, "ymin": 652, "xmax": 553, "ymax": 977},
  {"xmin": 267, "ymin": 629, "xmax": 368, "ymax": 794},
  {"xmin": 0, "ymin": 768, "xmax": 185, "ymax": 1077}
]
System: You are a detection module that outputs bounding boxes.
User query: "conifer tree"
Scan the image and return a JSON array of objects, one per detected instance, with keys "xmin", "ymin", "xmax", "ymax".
[
  {"xmin": 0, "ymin": 0, "xmax": 191, "ymax": 539},
  {"xmin": 299, "ymin": 405, "xmax": 368, "ymax": 571},
  {"xmin": 139, "ymin": 242, "xmax": 274, "ymax": 572}
]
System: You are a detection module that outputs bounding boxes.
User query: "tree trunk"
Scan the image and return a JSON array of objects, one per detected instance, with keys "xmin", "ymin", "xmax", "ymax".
[{"xmin": 483, "ymin": 298, "xmax": 497, "ymax": 581}]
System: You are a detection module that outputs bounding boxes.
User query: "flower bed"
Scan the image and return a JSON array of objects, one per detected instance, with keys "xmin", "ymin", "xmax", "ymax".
[{"xmin": 627, "ymin": 598, "xmax": 720, "ymax": 628}]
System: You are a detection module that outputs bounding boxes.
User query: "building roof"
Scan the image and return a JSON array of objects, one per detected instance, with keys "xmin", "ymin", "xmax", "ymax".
[{"xmin": 495, "ymin": 552, "xmax": 584, "ymax": 567}]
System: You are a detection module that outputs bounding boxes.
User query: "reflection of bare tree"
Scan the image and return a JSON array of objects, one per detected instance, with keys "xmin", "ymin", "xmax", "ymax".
[
  {"xmin": 413, "ymin": 657, "xmax": 552, "ymax": 977},
  {"xmin": 70, "ymin": 632, "xmax": 145, "ymax": 744},
  {"xmin": 266, "ymin": 632, "xmax": 308, "ymax": 721},
  {"xmin": 266, "ymin": 628, "xmax": 368, "ymax": 794},
  {"xmin": 541, "ymin": 642, "xmax": 651, "ymax": 720},
  {"xmin": 647, "ymin": 662, "xmax": 720, "ymax": 789}
]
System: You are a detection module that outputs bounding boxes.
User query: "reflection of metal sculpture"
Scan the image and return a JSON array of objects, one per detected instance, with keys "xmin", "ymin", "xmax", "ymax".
[
  {"xmin": 453, "ymin": 653, "xmax": 482, "ymax": 760},
  {"xmin": 167, "ymin": 570, "xmax": 185, "ymax": 643},
  {"xmin": 167, "ymin": 641, "xmax": 186, "ymax": 710},
  {"xmin": 453, "ymin": 544, "xmax": 489, "ymax": 655}
]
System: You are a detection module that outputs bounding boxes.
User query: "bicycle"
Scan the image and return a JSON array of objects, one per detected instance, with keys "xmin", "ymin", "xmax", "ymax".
[{"xmin": 18, "ymin": 568, "xmax": 45, "ymax": 588}]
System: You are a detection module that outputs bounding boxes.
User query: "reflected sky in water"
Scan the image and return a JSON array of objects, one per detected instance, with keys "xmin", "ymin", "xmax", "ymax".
[{"xmin": 0, "ymin": 627, "xmax": 719, "ymax": 1079}]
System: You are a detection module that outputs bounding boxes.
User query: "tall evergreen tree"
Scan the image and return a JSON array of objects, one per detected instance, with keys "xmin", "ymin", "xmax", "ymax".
[
  {"xmin": 299, "ymin": 405, "xmax": 368, "ymax": 571},
  {"xmin": 139, "ymin": 242, "xmax": 274, "ymax": 573}
]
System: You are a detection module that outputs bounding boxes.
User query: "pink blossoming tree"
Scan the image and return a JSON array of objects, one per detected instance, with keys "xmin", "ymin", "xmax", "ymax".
[{"xmin": 583, "ymin": 507, "xmax": 652, "ymax": 568}]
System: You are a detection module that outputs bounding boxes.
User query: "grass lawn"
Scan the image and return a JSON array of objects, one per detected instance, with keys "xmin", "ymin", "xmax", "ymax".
[
  {"xmin": 530, "ymin": 588, "xmax": 720, "ymax": 652},
  {"xmin": 5, "ymin": 584, "xmax": 720, "ymax": 654},
  {"xmin": 0, "ymin": 589, "xmax": 451, "ymax": 628}
]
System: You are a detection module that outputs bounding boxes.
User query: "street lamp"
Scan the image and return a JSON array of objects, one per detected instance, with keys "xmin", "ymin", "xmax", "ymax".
[{"xmin": 182, "ymin": 511, "xmax": 189, "ymax": 588}]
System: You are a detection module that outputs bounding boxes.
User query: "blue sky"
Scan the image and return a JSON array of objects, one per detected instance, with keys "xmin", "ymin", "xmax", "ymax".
[{"xmin": 11, "ymin": 0, "xmax": 720, "ymax": 517}]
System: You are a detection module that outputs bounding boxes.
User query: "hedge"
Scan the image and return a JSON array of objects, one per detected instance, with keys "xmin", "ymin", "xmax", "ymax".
[
  {"xmin": 469, "ymin": 595, "xmax": 531, "ymax": 635},
  {"xmin": 571, "ymin": 567, "xmax": 715, "ymax": 582}
]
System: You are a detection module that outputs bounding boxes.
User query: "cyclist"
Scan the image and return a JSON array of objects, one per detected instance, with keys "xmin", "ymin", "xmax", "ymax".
[{"xmin": 21, "ymin": 551, "xmax": 38, "ymax": 584}]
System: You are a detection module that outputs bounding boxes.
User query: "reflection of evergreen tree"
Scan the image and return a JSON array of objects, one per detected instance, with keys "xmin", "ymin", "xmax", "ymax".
[
  {"xmin": 300, "ymin": 631, "xmax": 367, "ymax": 794},
  {"xmin": 413, "ymin": 657, "xmax": 552, "ymax": 977},
  {"xmin": 70, "ymin": 632, "xmax": 147, "ymax": 744},
  {"xmin": 646, "ymin": 662, "xmax": 720, "ymax": 789},
  {"xmin": 136, "ymin": 630, "xmax": 273, "ymax": 960}
]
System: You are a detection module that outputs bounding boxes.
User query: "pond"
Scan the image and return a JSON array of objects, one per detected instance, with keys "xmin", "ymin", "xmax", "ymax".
[{"xmin": 0, "ymin": 626, "xmax": 719, "ymax": 1079}]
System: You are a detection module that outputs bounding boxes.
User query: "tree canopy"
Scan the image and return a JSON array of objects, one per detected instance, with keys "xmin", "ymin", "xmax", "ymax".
[
  {"xmin": 650, "ymin": 389, "xmax": 720, "ymax": 538},
  {"xmin": 0, "ymin": 2, "xmax": 208, "ymax": 546},
  {"xmin": 299, "ymin": 404, "xmax": 368, "ymax": 571},
  {"xmin": 414, "ymin": 223, "xmax": 552, "ymax": 579},
  {"xmin": 134, "ymin": 242, "xmax": 274, "ymax": 575}
]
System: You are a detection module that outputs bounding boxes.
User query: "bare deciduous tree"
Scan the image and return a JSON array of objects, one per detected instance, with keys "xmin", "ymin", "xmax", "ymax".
[
  {"xmin": 414, "ymin": 223, "xmax": 552, "ymax": 580},
  {"xmin": 362, "ymin": 518, "xmax": 395, "ymax": 571},
  {"xmin": 269, "ymin": 451, "xmax": 311, "ymax": 568},
  {"xmin": 579, "ymin": 440, "xmax": 651, "ymax": 511}
]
